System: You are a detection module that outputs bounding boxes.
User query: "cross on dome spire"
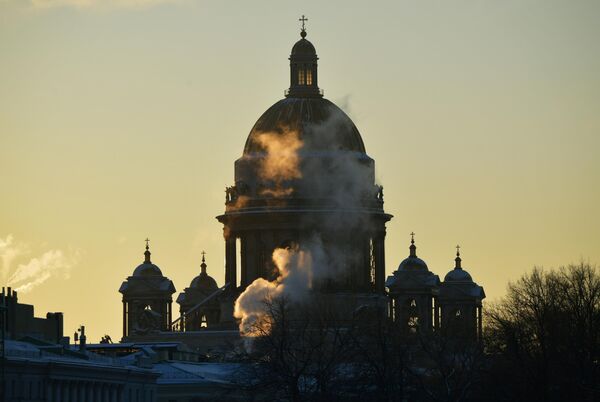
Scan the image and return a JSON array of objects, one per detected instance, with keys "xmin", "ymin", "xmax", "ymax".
[
  {"xmin": 144, "ymin": 238, "xmax": 152, "ymax": 263},
  {"xmin": 455, "ymin": 244, "xmax": 462, "ymax": 269},
  {"xmin": 200, "ymin": 251, "xmax": 207, "ymax": 274},
  {"xmin": 299, "ymin": 15, "xmax": 308, "ymax": 37}
]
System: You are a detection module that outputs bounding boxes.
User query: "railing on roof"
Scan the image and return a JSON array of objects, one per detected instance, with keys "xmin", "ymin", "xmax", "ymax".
[
  {"xmin": 284, "ymin": 88, "xmax": 324, "ymax": 97},
  {"xmin": 170, "ymin": 283, "xmax": 230, "ymax": 332}
]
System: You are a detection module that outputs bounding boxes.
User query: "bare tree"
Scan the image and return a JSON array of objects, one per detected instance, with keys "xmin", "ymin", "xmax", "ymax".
[
  {"xmin": 236, "ymin": 295, "xmax": 357, "ymax": 402},
  {"xmin": 484, "ymin": 262, "xmax": 600, "ymax": 402}
]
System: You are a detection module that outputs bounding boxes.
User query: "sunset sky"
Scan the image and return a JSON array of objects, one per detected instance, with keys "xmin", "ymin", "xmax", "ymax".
[{"xmin": 1, "ymin": 0, "xmax": 599, "ymax": 342}]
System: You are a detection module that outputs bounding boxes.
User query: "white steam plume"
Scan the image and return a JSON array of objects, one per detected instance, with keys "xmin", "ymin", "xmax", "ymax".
[
  {"xmin": 1, "ymin": 234, "xmax": 80, "ymax": 294},
  {"xmin": 234, "ymin": 98, "xmax": 384, "ymax": 341},
  {"xmin": 0, "ymin": 234, "xmax": 27, "ymax": 280},
  {"xmin": 234, "ymin": 238, "xmax": 327, "ymax": 337},
  {"xmin": 254, "ymin": 128, "xmax": 303, "ymax": 197}
]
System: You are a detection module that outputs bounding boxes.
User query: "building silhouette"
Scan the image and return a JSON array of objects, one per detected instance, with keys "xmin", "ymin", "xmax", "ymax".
[
  {"xmin": 118, "ymin": 21, "xmax": 485, "ymax": 347},
  {"xmin": 119, "ymin": 240, "xmax": 176, "ymax": 338}
]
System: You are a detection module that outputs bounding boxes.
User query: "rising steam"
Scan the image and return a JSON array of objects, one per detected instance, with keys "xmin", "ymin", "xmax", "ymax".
[
  {"xmin": 254, "ymin": 129, "xmax": 303, "ymax": 197},
  {"xmin": 234, "ymin": 99, "xmax": 384, "ymax": 342},
  {"xmin": 0, "ymin": 234, "xmax": 80, "ymax": 294},
  {"xmin": 234, "ymin": 244, "xmax": 319, "ymax": 337}
]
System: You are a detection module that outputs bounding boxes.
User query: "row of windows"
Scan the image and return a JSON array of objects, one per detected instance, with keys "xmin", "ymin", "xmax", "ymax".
[{"xmin": 297, "ymin": 68, "xmax": 313, "ymax": 85}]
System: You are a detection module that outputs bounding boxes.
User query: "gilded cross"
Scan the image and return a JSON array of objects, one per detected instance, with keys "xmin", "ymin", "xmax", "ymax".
[
  {"xmin": 145, "ymin": 238, "xmax": 150, "ymax": 249},
  {"xmin": 410, "ymin": 232, "xmax": 415, "ymax": 242},
  {"xmin": 299, "ymin": 15, "xmax": 308, "ymax": 31}
]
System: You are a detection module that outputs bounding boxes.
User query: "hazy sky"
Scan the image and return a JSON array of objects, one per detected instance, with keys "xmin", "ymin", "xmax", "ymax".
[{"xmin": 1, "ymin": 0, "xmax": 599, "ymax": 342}]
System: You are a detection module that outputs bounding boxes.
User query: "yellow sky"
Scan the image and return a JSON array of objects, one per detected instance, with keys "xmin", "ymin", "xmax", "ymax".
[{"xmin": 1, "ymin": 0, "xmax": 599, "ymax": 342}]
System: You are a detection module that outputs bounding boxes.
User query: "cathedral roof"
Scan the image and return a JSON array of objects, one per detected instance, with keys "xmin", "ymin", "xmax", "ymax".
[
  {"xmin": 397, "ymin": 234, "xmax": 429, "ymax": 272},
  {"xmin": 291, "ymin": 37, "xmax": 316, "ymax": 57},
  {"xmin": 243, "ymin": 97, "xmax": 366, "ymax": 154},
  {"xmin": 189, "ymin": 254, "xmax": 218, "ymax": 290},
  {"xmin": 444, "ymin": 269, "xmax": 473, "ymax": 282},
  {"xmin": 133, "ymin": 262, "xmax": 163, "ymax": 277},
  {"xmin": 443, "ymin": 247, "xmax": 473, "ymax": 283},
  {"xmin": 132, "ymin": 241, "xmax": 163, "ymax": 277},
  {"xmin": 190, "ymin": 273, "xmax": 218, "ymax": 290},
  {"xmin": 177, "ymin": 254, "xmax": 219, "ymax": 306},
  {"xmin": 439, "ymin": 247, "xmax": 485, "ymax": 300},
  {"xmin": 119, "ymin": 240, "xmax": 176, "ymax": 297},
  {"xmin": 386, "ymin": 234, "xmax": 440, "ymax": 291},
  {"xmin": 242, "ymin": 20, "xmax": 365, "ymax": 155}
]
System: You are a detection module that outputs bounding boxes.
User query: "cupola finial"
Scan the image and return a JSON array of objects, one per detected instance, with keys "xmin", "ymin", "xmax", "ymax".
[
  {"xmin": 200, "ymin": 251, "xmax": 207, "ymax": 275},
  {"xmin": 409, "ymin": 232, "xmax": 417, "ymax": 257},
  {"xmin": 455, "ymin": 244, "xmax": 462, "ymax": 269},
  {"xmin": 299, "ymin": 14, "xmax": 308, "ymax": 38},
  {"xmin": 144, "ymin": 238, "xmax": 151, "ymax": 263}
]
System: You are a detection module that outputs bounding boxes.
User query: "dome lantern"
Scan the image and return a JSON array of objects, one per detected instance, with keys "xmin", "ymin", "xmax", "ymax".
[
  {"xmin": 287, "ymin": 15, "xmax": 322, "ymax": 98},
  {"xmin": 454, "ymin": 244, "xmax": 462, "ymax": 269}
]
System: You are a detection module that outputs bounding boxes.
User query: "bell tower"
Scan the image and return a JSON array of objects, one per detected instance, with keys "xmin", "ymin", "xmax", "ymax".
[
  {"xmin": 119, "ymin": 240, "xmax": 176, "ymax": 339},
  {"xmin": 438, "ymin": 246, "xmax": 486, "ymax": 340}
]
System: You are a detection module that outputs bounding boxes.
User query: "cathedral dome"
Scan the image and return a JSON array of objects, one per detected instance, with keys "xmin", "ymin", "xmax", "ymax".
[
  {"xmin": 190, "ymin": 256, "xmax": 218, "ymax": 290},
  {"xmin": 398, "ymin": 234, "xmax": 429, "ymax": 272},
  {"xmin": 132, "ymin": 241, "xmax": 163, "ymax": 277},
  {"xmin": 241, "ymin": 23, "xmax": 366, "ymax": 153},
  {"xmin": 243, "ymin": 97, "xmax": 366, "ymax": 154},
  {"xmin": 399, "ymin": 256, "xmax": 429, "ymax": 272},
  {"xmin": 443, "ymin": 248, "xmax": 474, "ymax": 282},
  {"xmin": 133, "ymin": 262, "xmax": 163, "ymax": 277},
  {"xmin": 291, "ymin": 37, "xmax": 316, "ymax": 57},
  {"xmin": 444, "ymin": 269, "xmax": 473, "ymax": 282},
  {"xmin": 190, "ymin": 273, "xmax": 218, "ymax": 290}
]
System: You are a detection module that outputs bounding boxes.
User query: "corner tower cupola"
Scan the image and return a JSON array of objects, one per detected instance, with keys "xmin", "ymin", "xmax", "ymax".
[{"xmin": 287, "ymin": 15, "xmax": 322, "ymax": 98}]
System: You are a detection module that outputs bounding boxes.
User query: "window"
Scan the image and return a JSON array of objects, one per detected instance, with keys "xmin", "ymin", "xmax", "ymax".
[
  {"xmin": 408, "ymin": 316, "xmax": 419, "ymax": 333},
  {"xmin": 369, "ymin": 239, "xmax": 376, "ymax": 286},
  {"xmin": 306, "ymin": 69, "xmax": 313, "ymax": 85},
  {"xmin": 298, "ymin": 69, "xmax": 305, "ymax": 85}
]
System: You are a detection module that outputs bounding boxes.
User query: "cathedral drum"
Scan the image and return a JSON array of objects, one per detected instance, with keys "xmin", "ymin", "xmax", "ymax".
[{"xmin": 217, "ymin": 26, "xmax": 392, "ymax": 297}]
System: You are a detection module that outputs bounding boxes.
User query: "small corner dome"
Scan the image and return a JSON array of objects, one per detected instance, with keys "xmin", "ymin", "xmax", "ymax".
[
  {"xmin": 190, "ymin": 273, "xmax": 218, "ymax": 290},
  {"xmin": 133, "ymin": 262, "xmax": 163, "ymax": 277},
  {"xmin": 444, "ymin": 268, "xmax": 473, "ymax": 282},
  {"xmin": 398, "ymin": 256, "xmax": 429, "ymax": 272},
  {"xmin": 291, "ymin": 38, "xmax": 316, "ymax": 57}
]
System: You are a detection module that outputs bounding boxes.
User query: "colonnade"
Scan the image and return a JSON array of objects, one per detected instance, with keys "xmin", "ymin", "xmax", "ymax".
[{"xmin": 42, "ymin": 379, "xmax": 152, "ymax": 402}]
